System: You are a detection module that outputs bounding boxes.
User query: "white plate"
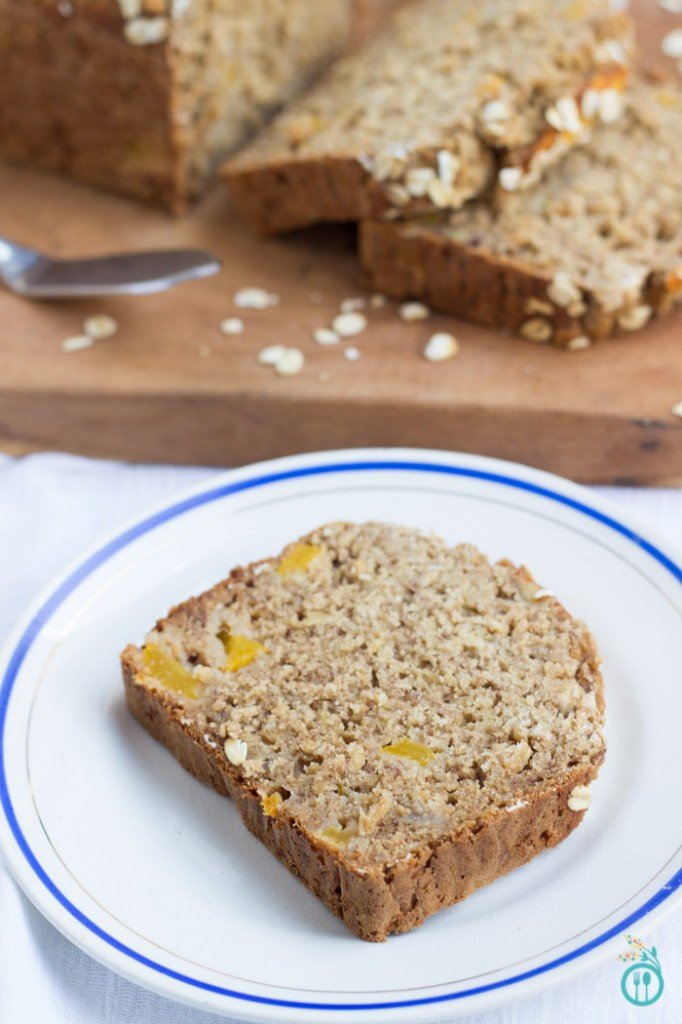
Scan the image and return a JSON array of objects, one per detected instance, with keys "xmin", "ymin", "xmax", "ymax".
[{"xmin": 1, "ymin": 449, "xmax": 681, "ymax": 1023}]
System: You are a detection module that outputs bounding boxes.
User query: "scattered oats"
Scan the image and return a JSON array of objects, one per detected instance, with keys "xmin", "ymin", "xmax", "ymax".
[
  {"xmin": 660, "ymin": 0, "xmax": 682, "ymax": 11},
  {"xmin": 617, "ymin": 305, "xmax": 652, "ymax": 331},
  {"xmin": 567, "ymin": 784, "xmax": 592, "ymax": 812},
  {"xmin": 399, "ymin": 301, "xmax": 430, "ymax": 323},
  {"xmin": 332, "ymin": 311, "xmax": 367, "ymax": 337},
  {"xmin": 547, "ymin": 272, "xmax": 582, "ymax": 309},
  {"xmin": 436, "ymin": 150, "xmax": 460, "ymax": 186},
  {"xmin": 83, "ymin": 314, "xmax": 118, "ymax": 340},
  {"xmin": 275, "ymin": 347, "xmax": 305, "ymax": 377},
  {"xmin": 224, "ymin": 738, "xmax": 248, "ymax": 766},
  {"xmin": 314, "ymin": 327, "xmax": 340, "ymax": 346},
  {"xmin": 598, "ymin": 89, "xmax": 624, "ymax": 124},
  {"xmin": 124, "ymin": 15, "xmax": 170, "ymax": 45},
  {"xmin": 118, "ymin": 0, "xmax": 141, "ymax": 17},
  {"xmin": 234, "ymin": 287, "xmax": 279, "ymax": 310},
  {"xmin": 61, "ymin": 334, "xmax": 94, "ymax": 354},
  {"xmin": 567, "ymin": 335, "xmax": 592, "ymax": 350},
  {"xmin": 405, "ymin": 166, "xmax": 437, "ymax": 198},
  {"xmin": 671, "ymin": 401, "xmax": 682, "ymax": 419},
  {"xmin": 526, "ymin": 297, "xmax": 554, "ymax": 316},
  {"xmin": 533, "ymin": 589, "xmax": 554, "ymax": 600},
  {"xmin": 198, "ymin": 345, "xmax": 211, "ymax": 357},
  {"xmin": 546, "ymin": 96, "xmax": 583, "ymax": 135},
  {"xmin": 258, "ymin": 344, "xmax": 287, "ymax": 366},
  {"xmin": 424, "ymin": 332, "xmax": 459, "ymax": 362},
  {"xmin": 370, "ymin": 293, "xmax": 387, "ymax": 309},
  {"xmin": 57, "ymin": 0, "xmax": 75, "ymax": 15},
  {"xmin": 340, "ymin": 297, "xmax": 366, "ymax": 313},
  {"xmin": 662, "ymin": 28, "xmax": 682, "ymax": 59},
  {"xmin": 499, "ymin": 166, "xmax": 524, "ymax": 192},
  {"xmin": 219, "ymin": 317, "xmax": 244, "ymax": 336},
  {"xmin": 581, "ymin": 88, "xmax": 602, "ymax": 120},
  {"xmin": 520, "ymin": 318, "xmax": 553, "ymax": 343},
  {"xmin": 344, "ymin": 346, "xmax": 361, "ymax": 361}
]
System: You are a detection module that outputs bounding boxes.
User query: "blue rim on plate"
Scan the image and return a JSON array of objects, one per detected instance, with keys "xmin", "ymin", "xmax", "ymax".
[{"xmin": 1, "ymin": 457, "xmax": 681, "ymax": 1012}]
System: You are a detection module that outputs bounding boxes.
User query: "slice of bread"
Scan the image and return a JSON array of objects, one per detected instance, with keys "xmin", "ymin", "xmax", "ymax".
[
  {"xmin": 0, "ymin": 0, "xmax": 350, "ymax": 211},
  {"xmin": 223, "ymin": 0, "xmax": 633, "ymax": 234},
  {"xmin": 121, "ymin": 521, "xmax": 604, "ymax": 941},
  {"xmin": 361, "ymin": 77, "xmax": 682, "ymax": 346}
]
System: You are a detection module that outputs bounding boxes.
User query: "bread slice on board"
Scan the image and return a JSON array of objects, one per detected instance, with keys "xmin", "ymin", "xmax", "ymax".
[
  {"xmin": 360, "ymin": 77, "xmax": 682, "ymax": 347},
  {"xmin": 121, "ymin": 521, "xmax": 605, "ymax": 941},
  {"xmin": 0, "ymin": 0, "xmax": 350, "ymax": 211},
  {"xmin": 223, "ymin": 0, "xmax": 633, "ymax": 234}
]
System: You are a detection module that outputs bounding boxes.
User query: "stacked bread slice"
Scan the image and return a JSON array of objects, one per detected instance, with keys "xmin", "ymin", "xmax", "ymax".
[{"xmin": 224, "ymin": 0, "xmax": 682, "ymax": 345}]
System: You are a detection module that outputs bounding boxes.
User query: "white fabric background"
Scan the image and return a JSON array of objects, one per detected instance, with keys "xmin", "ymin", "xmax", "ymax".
[{"xmin": 0, "ymin": 452, "xmax": 679, "ymax": 1024}]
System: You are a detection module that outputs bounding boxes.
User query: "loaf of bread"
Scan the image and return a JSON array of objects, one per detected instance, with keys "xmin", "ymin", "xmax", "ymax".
[
  {"xmin": 360, "ymin": 78, "xmax": 682, "ymax": 346},
  {"xmin": 224, "ymin": 0, "xmax": 633, "ymax": 234},
  {"xmin": 121, "ymin": 521, "xmax": 605, "ymax": 941},
  {"xmin": 0, "ymin": 0, "xmax": 350, "ymax": 211}
]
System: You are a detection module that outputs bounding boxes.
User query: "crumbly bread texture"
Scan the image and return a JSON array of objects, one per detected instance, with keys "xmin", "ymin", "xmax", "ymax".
[
  {"xmin": 122, "ymin": 521, "xmax": 605, "ymax": 941},
  {"xmin": 223, "ymin": 0, "xmax": 633, "ymax": 234},
  {"xmin": 361, "ymin": 77, "xmax": 682, "ymax": 347},
  {"xmin": 0, "ymin": 0, "xmax": 350, "ymax": 211}
]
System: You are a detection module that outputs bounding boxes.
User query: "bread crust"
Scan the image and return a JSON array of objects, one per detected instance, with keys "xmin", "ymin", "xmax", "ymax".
[
  {"xmin": 359, "ymin": 218, "xmax": 678, "ymax": 346},
  {"xmin": 121, "ymin": 555, "xmax": 604, "ymax": 942}
]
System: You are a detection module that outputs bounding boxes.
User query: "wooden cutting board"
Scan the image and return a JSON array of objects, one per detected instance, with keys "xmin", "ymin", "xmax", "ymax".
[{"xmin": 0, "ymin": 0, "xmax": 680, "ymax": 484}]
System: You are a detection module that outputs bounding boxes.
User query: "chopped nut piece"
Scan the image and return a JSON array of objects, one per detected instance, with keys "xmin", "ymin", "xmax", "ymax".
[
  {"xmin": 61, "ymin": 334, "xmax": 94, "ymax": 354},
  {"xmin": 567, "ymin": 336, "xmax": 592, "ymax": 350},
  {"xmin": 224, "ymin": 738, "xmax": 248, "ymax": 766},
  {"xmin": 617, "ymin": 305, "xmax": 652, "ymax": 331},
  {"xmin": 547, "ymin": 272, "xmax": 582, "ymax": 309},
  {"xmin": 526, "ymin": 297, "xmax": 554, "ymax": 316},
  {"xmin": 314, "ymin": 327, "xmax": 340, "ymax": 346},
  {"xmin": 234, "ymin": 287, "xmax": 279, "ymax": 310},
  {"xmin": 219, "ymin": 317, "xmax": 244, "ymax": 336},
  {"xmin": 520, "ymin": 317, "xmax": 553, "ymax": 343},
  {"xmin": 399, "ymin": 301, "xmax": 430, "ymax": 322},
  {"xmin": 424, "ymin": 332, "xmax": 459, "ymax": 362},
  {"xmin": 567, "ymin": 784, "xmax": 592, "ymax": 811},
  {"xmin": 332, "ymin": 311, "xmax": 367, "ymax": 337}
]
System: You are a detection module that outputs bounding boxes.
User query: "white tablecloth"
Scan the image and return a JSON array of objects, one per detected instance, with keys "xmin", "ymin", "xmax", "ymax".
[{"xmin": 0, "ymin": 452, "xmax": 680, "ymax": 1024}]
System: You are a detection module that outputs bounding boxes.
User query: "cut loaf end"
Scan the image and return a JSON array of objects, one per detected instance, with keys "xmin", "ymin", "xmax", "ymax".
[
  {"xmin": 122, "ymin": 522, "xmax": 605, "ymax": 941},
  {"xmin": 360, "ymin": 77, "xmax": 682, "ymax": 346},
  {"xmin": 224, "ymin": 0, "xmax": 634, "ymax": 233}
]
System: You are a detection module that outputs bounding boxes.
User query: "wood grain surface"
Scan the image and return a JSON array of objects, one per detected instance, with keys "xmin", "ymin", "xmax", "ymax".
[{"xmin": 0, "ymin": 0, "xmax": 680, "ymax": 484}]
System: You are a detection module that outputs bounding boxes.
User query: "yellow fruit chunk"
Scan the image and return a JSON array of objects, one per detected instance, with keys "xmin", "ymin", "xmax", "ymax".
[
  {"xmin": 219, "ymin": 629, "xmax": 266, "ymax": 672},
  {"xmin": 262, "ymin": 792, "xmax": 283, "ymax": 817},
  {"xmin": 142, "ymin": 644, "xmax": 199, "ymax": 699},
  {"xmin": 318, "ymin": 825, "xmax": 355, "ymax": 847},
  {"xmin": 381, "ymin": 738, "xmax": 435, "ymax": 767},
  {"xmin": 277, "ymin": 543, "xmax": 322, "ymax": 576}
]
